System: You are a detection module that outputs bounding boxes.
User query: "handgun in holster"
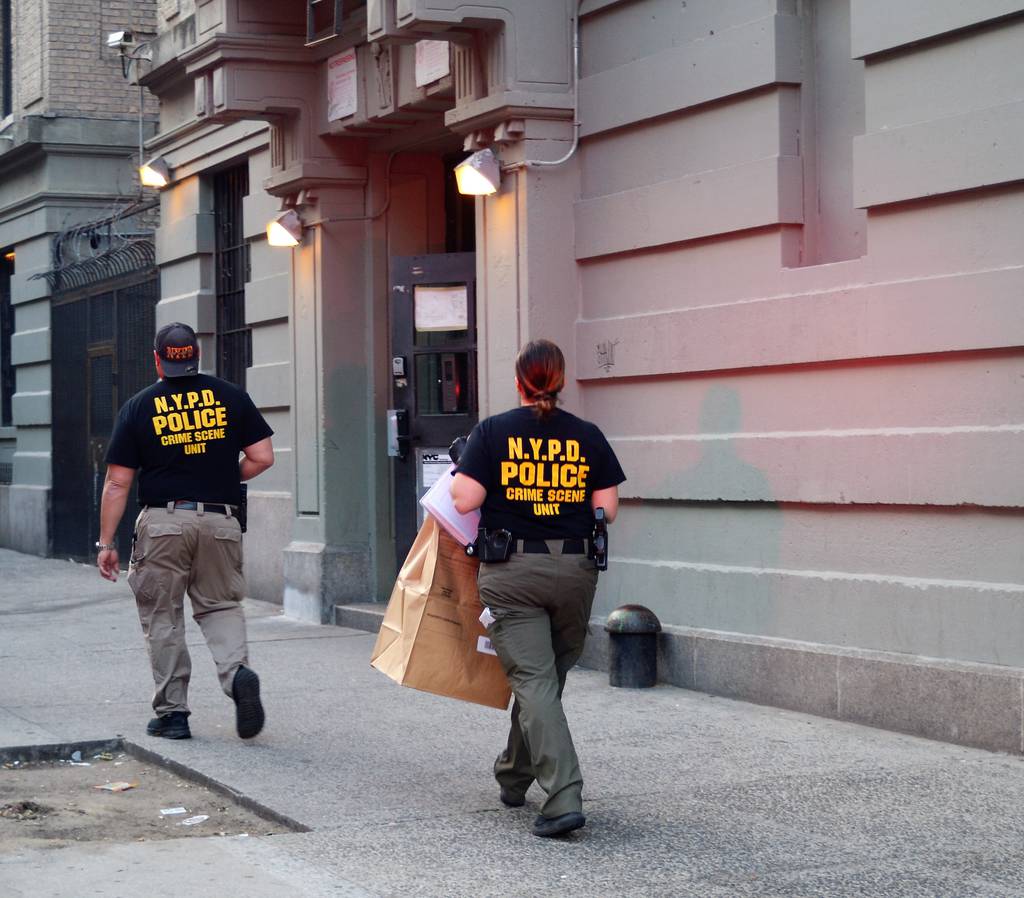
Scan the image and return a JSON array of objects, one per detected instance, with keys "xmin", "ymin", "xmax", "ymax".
[
  {"xmin": 449, "ymin": 435, "xmax": 468, "ymax": 465},
  {"xmin": 589, "ymin": 507, "xmax": 608, "ymax": 571},
  {"xmin": 466, "ymin": 527, "xmax": 513, "ymax": 563}
]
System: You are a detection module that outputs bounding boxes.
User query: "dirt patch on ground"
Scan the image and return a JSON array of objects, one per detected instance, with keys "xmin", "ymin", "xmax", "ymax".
[{"xmin": 0, "ymin": 752, "xmax": 288, "ymax": 851}]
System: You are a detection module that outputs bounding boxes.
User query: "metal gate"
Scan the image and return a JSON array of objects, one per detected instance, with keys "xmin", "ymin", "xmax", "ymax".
[
  {"xmin": 51, "ymin": 277, "xmax": 159, "ymax": 560},
  {"xmin": 0, "ymin": 257, "xmax": 13, "ymax": 430},
  {"xmin": 214, "ymin": 165, "xmax": 251, "ymax": 387}
]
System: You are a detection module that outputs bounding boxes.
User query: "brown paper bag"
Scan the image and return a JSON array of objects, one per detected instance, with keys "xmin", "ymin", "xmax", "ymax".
[{"xmin": 371, "ymin": 515, "xmax": 512, "ymax": 710}]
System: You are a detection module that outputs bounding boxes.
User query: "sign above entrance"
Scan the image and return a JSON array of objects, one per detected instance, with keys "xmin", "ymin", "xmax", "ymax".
[
  {"xmin": 414, "ymin": 285, "xmax": 468, "ymax": 332},
  {"xmin": 327, "ymin": 49, "xmax": 358, "ymax": 121},
  {"xmin": 414, "ymin": 40, "xmax": 450, "ymax": 87}
]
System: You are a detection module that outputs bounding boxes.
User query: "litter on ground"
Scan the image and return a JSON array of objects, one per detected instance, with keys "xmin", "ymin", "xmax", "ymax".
[{"xmin": 94, "ymin": 781, "xmax": 139, "ymax": 793}]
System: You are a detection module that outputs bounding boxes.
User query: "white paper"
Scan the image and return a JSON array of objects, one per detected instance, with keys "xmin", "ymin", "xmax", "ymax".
[
  {"xmin": 420, "ymin": 463, "xmax": 480, "ymax": 546},
  {"xmin": 476, "ymin": 635, "xmax": 498, "ymax": 656},
  {"xmin": 415, "ymin": 285, "xmax": 468, "ymax": 332},
  {"xmin": 415, "ymin": 40, "xmax": 450, "ymax": 87},
  {"xmin": 479, "ymin": 607, "xmax": 495, "ymax": 629},
  {"xmin": 327, "ymin": 49, "xmax": 358, "ymax": 121},
  {"xmin": 180, "ymin": 815, "xmax": 209, "ymax": 826},
  {"xmin": 160, "ymin": 807, "xmax": 188, "ymax": 816}
]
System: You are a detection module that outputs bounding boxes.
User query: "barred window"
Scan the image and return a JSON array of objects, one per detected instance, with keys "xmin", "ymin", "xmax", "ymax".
[
  {"xmin": 213, "ymin": 164, "xmax": 251, "ymax": 388},
  {"xmin": 1, "ymin": 252, "xmax": 13, "ymax": 426},
  {"xmin": 1, "ymin": 0, "xmax": 11, "ymax": 119}
]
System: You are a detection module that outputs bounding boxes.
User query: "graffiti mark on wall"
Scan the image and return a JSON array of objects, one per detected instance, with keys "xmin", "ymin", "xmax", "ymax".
[{"xmin": 596, "ymin": 339, "xmax": 620, "ymax": 373}]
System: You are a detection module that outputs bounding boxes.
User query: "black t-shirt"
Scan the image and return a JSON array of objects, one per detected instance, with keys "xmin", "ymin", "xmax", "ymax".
[
  {"xmin": 106, "ymin": 374, "xmax": 273, "ymax": 507},
  {"xmin": 457, "ymin": 406, "xmax": 626, "ymax": 540}
]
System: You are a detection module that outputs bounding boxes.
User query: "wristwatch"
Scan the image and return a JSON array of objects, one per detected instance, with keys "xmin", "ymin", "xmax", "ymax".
[{"xmin": 95, "ymin": 541, "xmax": 117, "ymax": 551}]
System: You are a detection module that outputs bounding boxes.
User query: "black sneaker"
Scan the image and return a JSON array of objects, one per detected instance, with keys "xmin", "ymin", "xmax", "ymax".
[
  {"xmin": 232, "ymin": 665, "xmax": 265, "ymax": 739},
  {"xmin": 532, "ymin": 811, "xmax": 585, "ymax": 838},
  {"xmin": 499, "ymin": 787, "xmax": 526, "ymax": 808},
  {"xmin": 146, "ymin": 711, "xmax": 191, "ymax": 740}
]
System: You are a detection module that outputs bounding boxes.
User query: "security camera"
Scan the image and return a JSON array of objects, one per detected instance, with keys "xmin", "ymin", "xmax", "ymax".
[{"xmin": 106, "ymin": 30, "xmax": 134, "ymax": 49}]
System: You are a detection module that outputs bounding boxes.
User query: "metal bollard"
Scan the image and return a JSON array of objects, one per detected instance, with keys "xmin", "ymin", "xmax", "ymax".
[{"xmin": 604, "ymin": 605, "xmax": 662, "ymax": 688}]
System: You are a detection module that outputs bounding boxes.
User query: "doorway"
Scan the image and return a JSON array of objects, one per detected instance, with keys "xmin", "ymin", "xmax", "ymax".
[
  {"xmin": 387, "ymin": 149, "xmax": 477, "ymax": 568},
  {"xmin": 388, "ymin": 252, "xmax": 477, "ymax": 566}
]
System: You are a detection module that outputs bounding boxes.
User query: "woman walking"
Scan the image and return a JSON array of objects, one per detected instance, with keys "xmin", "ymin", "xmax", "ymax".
[{"xmin": 452, "ymin": 339, "xmax": 625, "ymax": 838}]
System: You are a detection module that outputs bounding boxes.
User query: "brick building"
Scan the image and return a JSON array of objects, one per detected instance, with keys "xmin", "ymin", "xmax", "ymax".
[{"xmin": 0, "ymin": 0, "xmax": 159, "ymax": 555}]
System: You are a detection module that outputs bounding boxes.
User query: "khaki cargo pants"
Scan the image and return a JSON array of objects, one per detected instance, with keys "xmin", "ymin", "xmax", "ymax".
[
  {"xmin": 128, "ymin": 505, "xmax": 249, "ymax": 716},
  {"xmin": 478, "ymin": 545, "xmax": 598, "ymax": 819}
]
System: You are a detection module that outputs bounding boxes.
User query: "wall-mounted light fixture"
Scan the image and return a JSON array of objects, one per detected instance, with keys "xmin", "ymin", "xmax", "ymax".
[
  {"xmin": 454, "ymin": 148, "xmax": 501, "ymax": 196},
  {"xmin": 266, "ymin": 209, "xmax": 303, "ymax": 247},
  {"xmin": 139, "ymin": 156, "xmax": 170, "ymax": 189}
]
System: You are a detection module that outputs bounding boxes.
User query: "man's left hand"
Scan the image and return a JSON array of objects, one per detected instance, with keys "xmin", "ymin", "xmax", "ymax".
[{"xmin": 98, "ymin": 548, "xmax": 120, "ymax": 582}]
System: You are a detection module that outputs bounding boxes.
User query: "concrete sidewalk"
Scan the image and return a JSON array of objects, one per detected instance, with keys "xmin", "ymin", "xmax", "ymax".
[{"xmin": 1, "ymin": 548, "xmax": 1023, "ymax": 897}]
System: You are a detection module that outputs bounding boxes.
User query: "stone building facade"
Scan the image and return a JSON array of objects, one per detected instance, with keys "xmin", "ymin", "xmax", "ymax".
[
  {"xmin": 10, "ymin": 0, "xmax": 1023, "ymax": 752},
  {"xmin": 572, "ymin": 0, "xmax": 1024, "ymax": 754},
  {"xmin": 0, "ymin": 0, "xmax": 159, "ymax": 553}
]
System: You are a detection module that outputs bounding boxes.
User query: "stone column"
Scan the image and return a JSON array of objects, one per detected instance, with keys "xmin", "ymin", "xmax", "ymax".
[
  {"xmin": 241, "ymin": 147, "xmax": 295, "ymax": 603},
  {"xmin": 155, "ymin": 174, "xmax": 217, "ymax": 351},
  {"xmin": 281, "ymin": 161, "xmax": 392, "ymax": 623},
  {"xmin": 5, "ymin": 234, "xmax": 53, "ymax": 556},
  {"xmin": 474, "ymin": 118, "xmax": 580, "ymax": 417}
]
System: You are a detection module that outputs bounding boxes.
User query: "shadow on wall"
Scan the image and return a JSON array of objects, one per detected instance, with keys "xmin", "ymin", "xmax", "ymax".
[
  {"xmin": 682, "ymin": 386, "xmax": 768, "ymax": 496},
  {"xmin": 663, "ymin": 385, "xmax": 783, "ymax": 636}
]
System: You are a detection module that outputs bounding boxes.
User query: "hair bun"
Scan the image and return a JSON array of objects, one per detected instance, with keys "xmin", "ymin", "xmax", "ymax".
[{"xmin": 515, "ymin": 339, "xmax": 565, "ymax": 420}]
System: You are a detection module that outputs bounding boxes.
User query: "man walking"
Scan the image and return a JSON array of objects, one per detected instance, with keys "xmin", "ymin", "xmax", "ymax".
[{"xmin": 97, "ymin": 322, "xmax": 274, "ymax": 741}]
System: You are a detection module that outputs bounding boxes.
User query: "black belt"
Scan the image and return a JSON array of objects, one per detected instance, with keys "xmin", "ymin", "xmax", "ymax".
[
  {"xmin": 516, "ymin": 538, "xmax": 587, "ymax": 556},
  {"xmin": 166, "ymin": 500, "xmax": 235, "ymax": 515}
]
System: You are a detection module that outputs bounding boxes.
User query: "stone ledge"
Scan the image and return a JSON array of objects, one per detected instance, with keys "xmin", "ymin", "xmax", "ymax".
[
  {"xmin": 580, "ymin": 622, "xmax": 1024, "ymax": 756},
  {"xmin": 284, "ymin": 543, "xmax": 370, "ymax": 625},
  {"xmin": 334, "ymin": 602, "xmax": 385, "ymax": 633},
  {"xmin": 0, "ymin": 484, "xmax": 49, "ymax": 556}
]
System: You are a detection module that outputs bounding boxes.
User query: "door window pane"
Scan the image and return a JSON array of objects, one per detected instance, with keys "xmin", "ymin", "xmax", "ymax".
[
  {"xmin": 414, "ymin": 284, "xmax": 468, "ymax": 347},
  {"xmin": 415, "ymin": 352, "xmax": 469, "ymax": 415}
]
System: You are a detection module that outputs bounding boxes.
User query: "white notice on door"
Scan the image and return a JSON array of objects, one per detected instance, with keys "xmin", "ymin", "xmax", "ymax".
[
  {"xmin": 327, "ymin": 49, "xmax": 357, "ymax": 121},
  {"xmin": 414, "ymin": 285, "xmax": 468, "ymax": 332},
  {"xmin": 420, "ymin": 452, "xmax": 450, "ymax": 492},
  {"xmin": 417, "ymin": 450, "xmax": 452, "ymax": 527},
  {"xmin": 415, "ymin": 40, "xmax": 450, "ymax": 87}
]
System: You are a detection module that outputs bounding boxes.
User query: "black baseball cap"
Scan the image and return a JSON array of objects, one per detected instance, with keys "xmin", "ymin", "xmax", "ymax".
[{"xmin": 154, "ymin": 322, "xmax": 200, "ymax": 377}]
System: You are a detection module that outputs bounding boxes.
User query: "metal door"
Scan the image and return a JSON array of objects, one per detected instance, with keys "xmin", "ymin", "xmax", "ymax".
[
  {"xmin": 87, "ymin": 345, "xmax": 116, "ymax": 553},
  {"xmin": 388, "ymin": 253, "xmax": 477, "ymax": 567}
]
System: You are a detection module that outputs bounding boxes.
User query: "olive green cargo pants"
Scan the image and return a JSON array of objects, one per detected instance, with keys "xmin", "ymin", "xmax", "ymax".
[
  {"xmin": 478, "ymin": 544, "xmax": 598, "ymax": 818},
  {"xmin": 128, "ymin": 506, "xmax": 249, "ymax": 716}
]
